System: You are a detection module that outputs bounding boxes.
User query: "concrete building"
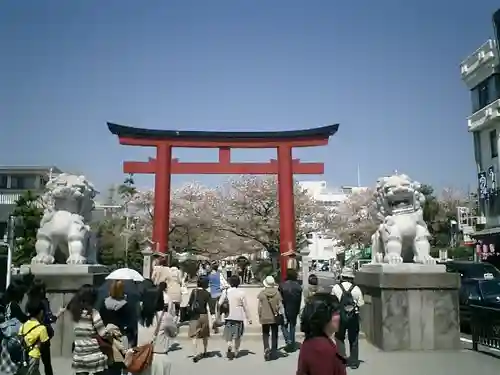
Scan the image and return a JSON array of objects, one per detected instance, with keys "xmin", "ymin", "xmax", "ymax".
[
  {"xmin": 460, "ymin": 10, "xmax": 500, "ymax": 253},
  {"xmin": 299, "ymin": 180, "xmax": 368, "ymax": 261},
  {"xmin": 0, "ymin": 166, "xmax": 63, "ymax": 239}
]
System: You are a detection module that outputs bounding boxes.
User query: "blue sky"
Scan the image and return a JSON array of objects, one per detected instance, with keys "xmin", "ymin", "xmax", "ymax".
[{"xmin": 0, "ymin": 1, "xmax": 498, "ymax": 195}]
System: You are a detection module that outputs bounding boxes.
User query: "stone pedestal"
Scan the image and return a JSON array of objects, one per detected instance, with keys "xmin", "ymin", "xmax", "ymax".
[
  {"xmin": 354, "ymin": 263, "xmax": 461, "ymax": 351},
  {"xmin": 20, "ymin": 264, "xmax": 108, "ymax": 357}
]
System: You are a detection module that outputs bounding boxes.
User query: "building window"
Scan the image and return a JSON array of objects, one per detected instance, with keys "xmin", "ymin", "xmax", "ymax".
[
  {"xmin": 472, "ymin": 79, "xmax": 491, "ymax": 113},
  {"xmin": 472, "ymin": 75, "xmax": 500, "ymax": 113},
  {"xmin": 10, "ymin": 175, "xmax": 37, "ymax": 190},
  {"xmin": 0, "ymin": 175, "xmax": 7, "ymax": 189},
  {"xmin": 473, "ymin": 131, "xmax": 482, "ymax": 168},
  {"xmin": 490, "ymin": 129, "xmax": 498, "ymax": 158}
]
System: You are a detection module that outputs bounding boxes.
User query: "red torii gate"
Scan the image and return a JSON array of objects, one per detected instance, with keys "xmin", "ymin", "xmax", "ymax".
[{"xmin": 107, "ymin": 122, "xmax": 338, "ymax": 279}]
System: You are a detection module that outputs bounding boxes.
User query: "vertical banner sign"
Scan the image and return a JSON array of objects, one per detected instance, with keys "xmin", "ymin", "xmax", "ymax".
[
  {"xmin": 489, "ymin": 166, "xmax": 497, "ymax": 195},
  {"xmin": 478, "ymin": 171, "xmax": 488, "ymax": 199},
  {"xmin": 483, "ymin": 244, "xmax": 489, "ymax": 260}
]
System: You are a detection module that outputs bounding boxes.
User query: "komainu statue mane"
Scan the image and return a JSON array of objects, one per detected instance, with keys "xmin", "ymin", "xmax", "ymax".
[
  {"xmin": 371, "ymin": 174, "xmax": 436, "ymax": 265},
  {"xmin": 32, "ymin": 173, "xmax": 98, "ymax": 265}
]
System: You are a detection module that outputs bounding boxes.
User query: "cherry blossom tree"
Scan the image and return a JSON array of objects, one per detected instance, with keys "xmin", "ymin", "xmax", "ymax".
[
  {"xmin": 329, "ymin": 189, "xmax": 379, "ymax": 249},
  {"xmin": 213, "ymin": 176, "xmax": 328, "ymax": 256},
  {"xmin": 126, "ymin": 182, "xmax": 246, "ymax": 258}
]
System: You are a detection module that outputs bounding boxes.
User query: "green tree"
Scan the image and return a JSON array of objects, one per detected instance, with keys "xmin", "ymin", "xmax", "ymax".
[
  {"xmin": 96, "ymin": 175, "xmax": 143, "ymax": 270},
  {"xmin": 421, "ymin": 184, "xmax": 466, "ymax": 249},
  {"xmin": 12, "ymin": 190, "xmax": 44, "ymax": 266}
]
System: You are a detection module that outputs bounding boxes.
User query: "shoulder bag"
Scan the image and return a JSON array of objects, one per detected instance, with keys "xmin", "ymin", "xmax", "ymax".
[
  {"xmin": 125, "ymin": 309, "xmax": 166, "ymax": 374},
  {"xmin": 265, "ymin": 295, "xmax": 284, "ymax": 326},
  {"xmin": 188, "ymin": 289, "xmax": 199, "ymax": 317}
]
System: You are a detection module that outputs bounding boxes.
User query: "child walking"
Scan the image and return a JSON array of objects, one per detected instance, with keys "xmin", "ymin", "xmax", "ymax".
[{"xmin": 18, "ymin": 299, "xmax": 50, "ymax": 375}]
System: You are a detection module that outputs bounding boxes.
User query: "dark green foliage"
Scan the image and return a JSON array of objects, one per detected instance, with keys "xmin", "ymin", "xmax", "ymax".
[
  {"xmin": 95, "ymin": 175, "xmax": 142, "ymax": 271},
  {"xmin": 421, "ymin": 184, "xmax": 471, "ymax": 254},
  {"xmin": 12, "ymin": 191, "xmax": 43, "ymax": 266}
]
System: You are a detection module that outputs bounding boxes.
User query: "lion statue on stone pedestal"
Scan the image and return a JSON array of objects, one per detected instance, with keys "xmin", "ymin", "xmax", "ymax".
[
  {"xmin": 32, "ymin": 173, "xmax": 98, "ymax": 265},
  {"xmin": 371, "ymin": 174, "xmax": 436, "ymax": 265}
]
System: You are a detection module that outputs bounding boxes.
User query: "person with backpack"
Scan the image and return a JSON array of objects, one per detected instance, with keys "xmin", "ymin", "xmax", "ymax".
[
  {"xmin": 332, "ymin": 280, "xmax": 364, "ymax": 369},
  {"xmin": 26, "ymin": 280, "xmax": 59, "ymax": 375},
  {"xmin": 17, "ymin": 299, "xmax": 50, "ymax": 375},
  {"xmin": 0, "ymin": 281, "xmax": 29, "ymax": 375}
]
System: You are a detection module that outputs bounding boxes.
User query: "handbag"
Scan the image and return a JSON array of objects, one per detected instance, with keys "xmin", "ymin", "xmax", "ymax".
[
  {"xmin": 219, "ymin": 290, "xmax": 230, "ymax": 316},
  {"xmin": 265, "ymin": 296, "xmax": 284, "ymax": 326},
  {"xmin": 125, "ymin": 310, "xmax": 166, "ymax": 374},
  {"xmin": 164, "ymin": 309, "xmax": 178, "ymax": 338},
  {"xmin": 186, "ymin": 289, "xmax": 199, "ymax": 320}
]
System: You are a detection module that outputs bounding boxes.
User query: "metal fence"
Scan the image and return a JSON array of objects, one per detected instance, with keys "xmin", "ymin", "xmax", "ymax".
[{"xmin": 471, "ymin": 304, "xmax": 500, "ymax": 351}]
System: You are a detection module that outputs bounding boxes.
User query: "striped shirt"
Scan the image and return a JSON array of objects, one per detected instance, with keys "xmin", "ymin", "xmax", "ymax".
[{"xmin": 72, "ymin": 309, "xmax": 108, "ymax": 374}]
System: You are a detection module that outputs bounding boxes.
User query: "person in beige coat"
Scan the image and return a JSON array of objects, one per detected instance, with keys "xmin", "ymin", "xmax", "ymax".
[{"xmin": 257, "ymin": 276, "xmax": 283, "ymax": 361}]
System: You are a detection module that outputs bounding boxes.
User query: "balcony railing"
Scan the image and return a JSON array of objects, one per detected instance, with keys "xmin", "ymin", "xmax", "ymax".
[
  {"xmin": 0, "ymin": 193, "xmax": 21, "ymax": 205},
  {"xmin": 461, "ymin": 40, "xmax": 498, "ymax": 88},
  {"xmin": 468, "ymin": 98, "xmax": 500, "ymax": 131}
]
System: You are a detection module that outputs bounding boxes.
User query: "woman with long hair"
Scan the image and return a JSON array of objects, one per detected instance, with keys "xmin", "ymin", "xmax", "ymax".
[
  {"xmin": 69, "ymin": 284, "xmax": 109, "ymax": 375},
  {"xmin": 137, "ymin": 287, "xmax": 173, "ymax": 375},
  {"xmin": 297, "ymin": 293, "xmax": 346, "ymax": 375}
]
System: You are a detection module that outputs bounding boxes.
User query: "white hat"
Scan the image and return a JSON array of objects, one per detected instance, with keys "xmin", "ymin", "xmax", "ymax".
[{"xmin": 263, "ymin": 275, "xmax": 276, "ymax": 288}]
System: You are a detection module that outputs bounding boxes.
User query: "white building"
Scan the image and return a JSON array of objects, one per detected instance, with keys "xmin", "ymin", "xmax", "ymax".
[
  {"xmin": 460, "ymin": 13, "xmax": 500, "ymax": 244},
  {"xmin": 299, "ymin": 181, "xmax": 368, "ymax": 261}
]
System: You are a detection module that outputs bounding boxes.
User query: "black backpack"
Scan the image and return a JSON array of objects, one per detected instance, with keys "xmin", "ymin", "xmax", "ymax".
[
  {"xmin": 7, "ymin": 323, "xmax": 41, "ymax": 366},
  {"xmin": 339, "ymin": 283, "xmax": 357, "ymax": 317}
]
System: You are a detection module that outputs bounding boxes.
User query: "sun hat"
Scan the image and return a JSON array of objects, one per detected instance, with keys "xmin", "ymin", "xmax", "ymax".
[{"xmin": 263, "ymin": 275, "xmax": 276, "ymax": 288}]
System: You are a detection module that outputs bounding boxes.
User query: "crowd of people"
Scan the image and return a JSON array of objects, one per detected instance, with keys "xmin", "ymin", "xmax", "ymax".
[
  {"xmin": 0, "ymin": 260, "xmax": 364, "ymax": 375},
  {"xmin": 196, "ymin": 261, "xmax": 254, "ymax": 284}
]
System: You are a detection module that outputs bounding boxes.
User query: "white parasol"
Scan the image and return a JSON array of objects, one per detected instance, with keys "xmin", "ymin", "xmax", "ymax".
[{"xmin": 105, "ymin": 268, "xmax": 145, "ymax": 282}]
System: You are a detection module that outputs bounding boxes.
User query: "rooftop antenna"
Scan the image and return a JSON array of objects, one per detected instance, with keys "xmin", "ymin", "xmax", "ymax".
[{"xmin": 357, "ymin": 164, "xmax": 361, "ymax": 187}]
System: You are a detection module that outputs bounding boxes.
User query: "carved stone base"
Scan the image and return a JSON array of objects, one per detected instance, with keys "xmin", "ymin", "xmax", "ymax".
[
  {"xmin": 20, "ymin": 264, "xmax": 108, "ymax": 358},
  {"xmin": 355, "ymin": 263, "xmax": 461, "ymax": 351}
]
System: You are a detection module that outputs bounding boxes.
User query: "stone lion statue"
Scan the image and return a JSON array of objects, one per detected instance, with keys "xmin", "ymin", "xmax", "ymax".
[
  {"xmin": 32, "ymin": 173, "xmax": 98, "ymax": 265},
  {"xmin": 371, "ymin": 173, "xmax": 436, "ymax": 265}
]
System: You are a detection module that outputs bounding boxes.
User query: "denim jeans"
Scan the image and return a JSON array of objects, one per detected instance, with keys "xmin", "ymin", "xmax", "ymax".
[{"xmin": 280, "ymin": 317, "xmax": 297, "ymax": 345}]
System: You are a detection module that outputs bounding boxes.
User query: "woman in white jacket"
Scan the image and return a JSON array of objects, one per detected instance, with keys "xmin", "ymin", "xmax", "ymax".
[{"xmin": 137, "ymin": 288, "xmax": 175, "ymax": 375}]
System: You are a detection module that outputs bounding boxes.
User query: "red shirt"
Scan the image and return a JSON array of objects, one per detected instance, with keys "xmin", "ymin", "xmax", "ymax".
[{"xmin": 296, "ymin": 336, "xmax": 347, "ymax": 375}]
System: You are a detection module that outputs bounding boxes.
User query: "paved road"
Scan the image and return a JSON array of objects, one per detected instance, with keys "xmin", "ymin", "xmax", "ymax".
[{"xmin": 47, "ymin": 338, "xmax": 499, "ymax": 375}]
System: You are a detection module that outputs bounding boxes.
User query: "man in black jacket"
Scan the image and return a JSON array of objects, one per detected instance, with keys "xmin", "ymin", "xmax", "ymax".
[{"xmin": 278, "ymin": 268, "xmax": 302, "ymax": 352}]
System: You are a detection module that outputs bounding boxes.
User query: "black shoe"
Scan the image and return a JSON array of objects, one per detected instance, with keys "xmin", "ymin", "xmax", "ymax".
[
  {"xmin": 193, "ymin": 354, "xmax": 201, "ymax": 363},
  {"xmin": 227, "ymin": 348, "xmax": 234, "ymax": 360},
  {"xmin": 348, "ymin": 360, "xmax": 360, "ymax": 369},
  {"xmin": 264, "ymin": 349, "xmax": 271, "ymax": 361},
  {"xmin": 284, "ymin": 343, "xmax": 294, "ymax": 353}
]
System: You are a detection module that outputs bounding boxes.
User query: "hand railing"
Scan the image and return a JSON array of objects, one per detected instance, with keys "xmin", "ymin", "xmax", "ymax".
[{"xmin": 470, "ymin": 304, "xmax": 500, "ymax": 351}]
